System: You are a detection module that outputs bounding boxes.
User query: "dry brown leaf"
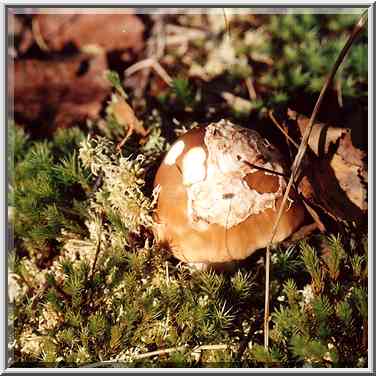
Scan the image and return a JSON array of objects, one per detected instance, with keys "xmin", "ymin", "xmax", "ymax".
[
  {"xmin": 13, "ymin": 54, "xmax": 110, "ymax": 133},
  {"xmin": 34, "ymin": 13, "xmax": 144, "ymax": 56},
  {"xmin": 330, "ymin": 145, "xmax": 367, "ymax": 211},
  {"xmin": 287, "ymin": 108, "xmax": 348, "ymax": 156},
  {"xmin": 288, "ymin": 110, "xmax": 367, "ymax": 224},
  {"xmin": 110, "ymin": 95, "xmax": 148, "ymax": 150},
  {"xmin": 112, "ymin": 95, "xmax": 148, "ymax": 136}
]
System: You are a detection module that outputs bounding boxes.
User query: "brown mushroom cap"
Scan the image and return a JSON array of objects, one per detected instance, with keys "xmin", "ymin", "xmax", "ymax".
[{"xmin": 153, "ymin": 120, "xmax": 305, "ymax": 267}]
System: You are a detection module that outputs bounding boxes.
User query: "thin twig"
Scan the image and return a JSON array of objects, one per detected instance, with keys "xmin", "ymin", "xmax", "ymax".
[
  {"xmin": 268, "ymin": 110, "xmax": 299, "ymax": 149},
  {"xmin": 135, "ymin": 344, "xmax": 230, "ymax": 360},
  {"xmin": 241, "ymin": 159, "xmax": 289, "ymax": 178},
  {"xmin": 263, "ymin": 11, "xmax": 367, "ymax": 350},
  {"xmin": 134, "ymin": 344, "xmax": 230, "ymax": 360},
  {"xmin": 152, "ymin": 61, "xmax": 173, "ymax": 86},
  {"xmin": 134, "ymin": 345, "xmax": 187, "ymax": 360},
  {"xmin": 124, "ymin": 58, "xmax": 155, "ymax": 77},
  {"xmin": 124, "ymin": 58, "xmax": 172, "ymax": 87},
  {"xmin": 264, "ymin": 244, "xmax": 271, "ymax": 349},
  {"xmin": 245, "ymin": 77, "xmax": 257, "ymax": 101},
  {"xmin": 80, "ymin": 344, "xmax": 230, "ymax": 367},
  {"xmin": 336, "ymin": 76, "xmax": 343, "ymax": 108}
]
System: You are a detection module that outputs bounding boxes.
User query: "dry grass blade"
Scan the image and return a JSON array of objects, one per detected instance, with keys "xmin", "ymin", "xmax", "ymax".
[
  {"xmin": 245, "ymin": 77, "xmax": 258, "ymax": 101},
  {"xmin": 222, "ymin": 8, "xmax": 232, "ymax": 39},
  {"xmin": 80, "ymin": 344, "xmax": 230, "ymax": 366},
  {"xmin": 264, "ymin": 244, "xmax": 271, "ymax": 349},
  {"xmin": 268, "ymin": 110, "xmax": 299, "ymax": 149},
  {"xmin": 31, "ymin": 18, "xmax": 49, "ymax": 51},
  {"xmin": 263, "ymin": 11, "xmax": 368, "ymax": 350},
  {"xmin": 124, "ymin": 58, "xmax": 172, "ymax": 86}
]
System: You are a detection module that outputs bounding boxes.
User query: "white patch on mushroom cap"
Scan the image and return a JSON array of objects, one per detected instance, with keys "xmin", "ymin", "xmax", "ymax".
[
  {"xmin": 182, "ymin": 147, "xmax": 207, "ymax": 186},
  {"xmin": 185, "ymin": 120, "xmax": 286, "ymax": 229},
  {"xmin": 164, "ymin": 140, "xmax": 185, "ymax": 165}
]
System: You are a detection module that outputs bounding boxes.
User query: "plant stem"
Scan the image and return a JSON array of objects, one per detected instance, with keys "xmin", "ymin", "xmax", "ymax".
[
  {"xmin": 81, "ymin": 344, "xmax": 230, "ymax": 367},
  {"xmin": 264, "ymin": 245, "xmax": 271, "ymax": 349},
  {"xmin": 268, "ymin": 109, "xmax": 299, "ymax": 149}
]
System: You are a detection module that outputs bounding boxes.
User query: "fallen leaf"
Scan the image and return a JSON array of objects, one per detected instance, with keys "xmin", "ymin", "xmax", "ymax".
[
  {"xmin": 288, "ymin": 110, "xmax": 367, "ymax": 224},
  {"xmin": 13, "ymin": 54, "xmax": 110, "ymax": 133},
  {"xmin": 111, "ymin": 95, "xmax": 148, "ymax": 136},
  {"xmin": 34, "ymin": 13, "xmax": 144, "ymax": 56},
  {"xmin": 312, "ymin": 155, "xmax": 366, "ymax": 222},
  {"xmin": 330, "ymin": 149, "xmax": 367, "ymax": 211},
  {"xmin": 109, "ymin": 95, "xmax": 148, "ymax": 150},
  {"xmin": 288, "ymin": 108, "xmax": 348, "ymax": 156}
]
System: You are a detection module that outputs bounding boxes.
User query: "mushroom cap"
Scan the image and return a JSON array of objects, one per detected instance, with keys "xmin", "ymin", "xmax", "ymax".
[{"xmin": 153, "ymin": 120, "xmax": 305, "ymax": 265}]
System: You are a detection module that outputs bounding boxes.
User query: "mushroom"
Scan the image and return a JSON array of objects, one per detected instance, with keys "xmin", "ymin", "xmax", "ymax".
[{"xmin": 153, "ymin": 119, "xmax": 305, "ymax": 270}]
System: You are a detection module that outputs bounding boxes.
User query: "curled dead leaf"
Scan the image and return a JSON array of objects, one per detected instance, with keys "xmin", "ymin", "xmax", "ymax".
[
  {"xmin": 109, "ymin": 95, "xmax": 149, "ymax": 150},
  {"xmin": 330, "ymin": 148, "xmax": 367, "ymax": 212},
  {"xmin": 287, "ymin": 108, "xmax": 348, "ymax": 156},
  {"xmin": 288, "ymin": 110, "xmax": 367, "ymax": 224}
]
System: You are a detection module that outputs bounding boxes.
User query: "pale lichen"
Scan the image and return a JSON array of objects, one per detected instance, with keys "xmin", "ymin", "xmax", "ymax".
[{"xmin": 79, "ymin": 137, "xmax": 157, "ymax": 234}]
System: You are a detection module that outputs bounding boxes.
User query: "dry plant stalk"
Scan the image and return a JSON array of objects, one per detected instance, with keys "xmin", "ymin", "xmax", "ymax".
[
  {"xmin": 268, "ymin": 110, "xmax": 299, "ymax": 149},
  {"xmin": 263, "ymin": 11, "xmax": 368, "ymax": 349},
  {"xmin": 81, "ymin": 343, "xmax": 230, "ymax": 367}
]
